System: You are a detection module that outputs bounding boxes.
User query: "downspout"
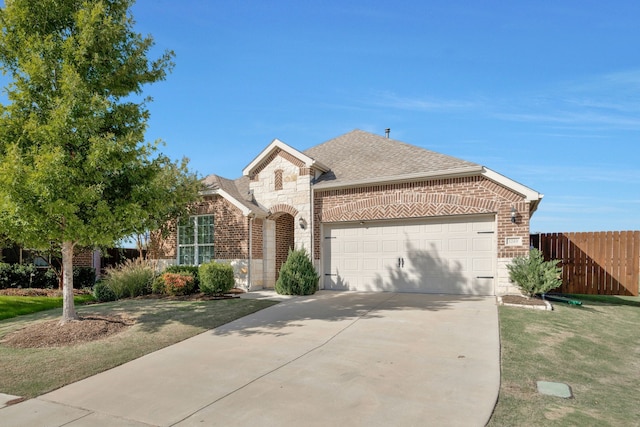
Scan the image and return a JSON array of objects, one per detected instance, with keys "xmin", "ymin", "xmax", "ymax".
[
  {"xmin": 310, "ymin": 171, "xmax": 317, "ymax": 287},
  {"xmin": 247, "ymin": 213, "xmax": 254, "ymax": 291}
]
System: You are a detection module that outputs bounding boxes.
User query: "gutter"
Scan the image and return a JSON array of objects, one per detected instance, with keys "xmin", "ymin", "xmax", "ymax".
[{"xmin": 312, "ymin": 165, "xmax": 484, "ymax": 191}]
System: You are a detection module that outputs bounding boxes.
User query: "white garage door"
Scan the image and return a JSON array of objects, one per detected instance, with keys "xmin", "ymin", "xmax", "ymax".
[{"xmin": 323, "ymin": 215, "xmax": 495, "ymax": 295}]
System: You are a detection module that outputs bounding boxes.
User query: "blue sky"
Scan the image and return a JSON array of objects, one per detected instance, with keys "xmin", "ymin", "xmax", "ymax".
[{"xmin": 6, "ymin": 1, "xmax": 640, "ymax": 233}]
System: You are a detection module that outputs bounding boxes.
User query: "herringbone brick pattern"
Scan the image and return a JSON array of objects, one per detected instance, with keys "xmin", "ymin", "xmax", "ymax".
[{"xmin": 313, "ymin": 176, "xmax": 530, "ymax": 259}]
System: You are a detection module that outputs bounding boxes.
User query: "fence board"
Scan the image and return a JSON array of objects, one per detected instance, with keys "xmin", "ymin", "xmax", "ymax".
[{"xmin": 533, "ymin": 231, "xmax": 639, "ymax": 296}]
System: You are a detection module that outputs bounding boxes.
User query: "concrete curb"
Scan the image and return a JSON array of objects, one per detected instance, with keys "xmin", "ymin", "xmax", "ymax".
[{"xmin": 496, "ymin": 295, "xmax": 553, "ymax": 311}]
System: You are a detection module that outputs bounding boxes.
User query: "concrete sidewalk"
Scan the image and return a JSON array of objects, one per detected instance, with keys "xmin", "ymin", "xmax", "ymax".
[{"xmin": 1, "ymin": 291, "xmax": 500, "ymax": 427}]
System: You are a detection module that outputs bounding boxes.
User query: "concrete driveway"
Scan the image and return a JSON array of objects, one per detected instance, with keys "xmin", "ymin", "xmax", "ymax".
[{"xmin": 1, "ymin": 291, "xmax": 500, "ymax": 427}]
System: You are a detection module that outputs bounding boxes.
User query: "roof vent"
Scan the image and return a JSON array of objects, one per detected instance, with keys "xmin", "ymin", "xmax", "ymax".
[{"xmin": 385, "ymin": 128, "xmax": 390, "ymax": 138}]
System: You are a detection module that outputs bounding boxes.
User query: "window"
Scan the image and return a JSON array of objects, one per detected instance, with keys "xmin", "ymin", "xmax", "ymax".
[{"xmin": 178, "ymin": 215, "xmax": 214, "ymax": 265}]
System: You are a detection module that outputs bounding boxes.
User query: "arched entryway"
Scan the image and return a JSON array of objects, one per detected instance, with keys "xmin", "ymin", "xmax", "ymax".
[{"xmin": 274, "ymin": 213, "xmax": 295, "ymax": 281}]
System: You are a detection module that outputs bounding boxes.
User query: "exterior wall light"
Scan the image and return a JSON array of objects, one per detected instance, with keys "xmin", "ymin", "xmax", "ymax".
[
  {"xmin": 510, "ymin": 206, "xmax": 517, "ymax": 223},
  {"xmin": 299, "ymin": 217, "xmax": 307, "ymax": 229}
]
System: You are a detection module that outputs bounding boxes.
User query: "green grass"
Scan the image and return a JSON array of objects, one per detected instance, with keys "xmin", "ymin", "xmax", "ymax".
[
  {"xmin": 558, "ymin": 293, "xmax": 640, "ymax": 307},
  {"xmin": 0, "ymin": 295, "xmax": 95, "ymax": 320},
  {"xmin": 0, "ymin": 298, "xmax": 278, "ymax": 398},
  {"xmin": 489, "ymin": 295, "xmax": 640, "ymax": 426}
]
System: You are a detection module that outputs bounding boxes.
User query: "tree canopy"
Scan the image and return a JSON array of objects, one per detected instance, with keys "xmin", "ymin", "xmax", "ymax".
[{"xmin": 0, "ymin": 0, "xmax": 201, "ymax": 322}]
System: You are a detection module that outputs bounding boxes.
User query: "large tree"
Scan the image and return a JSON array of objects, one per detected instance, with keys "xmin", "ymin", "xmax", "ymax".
[{"xmin": 0, "ymin": 0, "xmax": 200, "ymax": 323}]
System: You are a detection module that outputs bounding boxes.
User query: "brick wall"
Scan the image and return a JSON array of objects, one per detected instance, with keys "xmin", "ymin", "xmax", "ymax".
[
  {"xmin": 251, "ymin": 218, "xmax": 263, "ymax": 259},
  {"xmin": 150, "ymin": 195, "xmax": 250, "ymax": 261},
  {"xmin": 313, "ymin": 176, "xmax": 530, "ymax": 259},
  {"xmin": 73, "ymin": 250, "xmax": 95, "ymax": 268},
  {"xmin": 275, "ymin": 214, "xmax": 294, "ymax": 280}
]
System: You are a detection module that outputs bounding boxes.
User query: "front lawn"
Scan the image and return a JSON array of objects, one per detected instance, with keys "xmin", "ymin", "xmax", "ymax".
[
  {"xmin": 0, "ymin": 294, "xmax": 95, "ymax": 320},
  {"xmin": 0, "ymin": 297, "xmax": 278, "ymax": 398},
  {"xmin": 488, "ymin": 295, "xmax": 640, "ymax": 426}
]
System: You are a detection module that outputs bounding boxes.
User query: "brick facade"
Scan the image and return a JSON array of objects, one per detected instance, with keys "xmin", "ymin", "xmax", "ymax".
[
  {"xmin": 152, "ymin": 195, "xmax": 251, "ymax": 260},
  {"xmin": 274, "ymin": 214, "xmax": 295, "ymax": 280},
  {"xmin": 313, "ymin": 176, "xmax": 530, "ymax": 260}
]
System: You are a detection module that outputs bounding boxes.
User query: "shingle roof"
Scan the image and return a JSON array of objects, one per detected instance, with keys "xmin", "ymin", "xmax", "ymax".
[
  {"xmin": 202, "ymin": 174, "xmax": 267, "ymax": 215},
  {"xmin": 304, "ymin": 129, "xmax": 482, "ymax": 187}
]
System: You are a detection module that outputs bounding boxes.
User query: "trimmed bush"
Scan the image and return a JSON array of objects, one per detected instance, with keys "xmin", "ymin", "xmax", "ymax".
[
  {"xmin": 102, "ymin": 259, "xmax": 155, "ymax": 299},
  {"xmin": 164, "ymin": 265, "xmax": 199, "ymax": 290},
  {"xmin": 275, "ymin": 249, "xmax": 318, "ymax": 296},
  {"xmin": 199, "ymin": 262, "xmax": 235, "ymax": 295},
  {"xmin": 163, "ymin": 272, "xmax": 196, "ymax": 296},
  {"xmin": 93, "ymin": 281, "xmax": 117, "ymax": 302},
  {"xmin": 507, "ymin": 248, "xmax": 562, "ymax": 297}
]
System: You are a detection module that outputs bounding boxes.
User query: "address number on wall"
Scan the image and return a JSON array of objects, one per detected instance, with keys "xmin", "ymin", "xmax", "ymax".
[{"xmin": 505, "ymin": 237, "xmax": 523, "ymax": 247}]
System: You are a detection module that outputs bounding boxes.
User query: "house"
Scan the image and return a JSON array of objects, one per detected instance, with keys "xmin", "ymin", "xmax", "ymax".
[{"xmin": 151, "ymin": 129, "xmax": 542, "ymax": 296}]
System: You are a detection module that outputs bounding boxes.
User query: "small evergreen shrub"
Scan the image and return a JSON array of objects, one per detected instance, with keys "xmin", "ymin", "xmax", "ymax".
[
  {"xmin": 93, "ymin": 281, "xmax": 117, "ymax": 302},
  {"xmin": 163, "ymin": 272, "xmax": 196, "ymax": 296},
  {"xmin": 102, "ymin": 259, "xmax": 155, "ymax": 299},
  {"xmin": 507, "ymin": 248, "xmax": 562, "ymax": 297},
  {"xmin": 275, "ymin": 249, "xmax": 318, "ymax": 296},
  {"xmin": 199, "ymin": 262, "xmax": 235, "ymax": 295}
]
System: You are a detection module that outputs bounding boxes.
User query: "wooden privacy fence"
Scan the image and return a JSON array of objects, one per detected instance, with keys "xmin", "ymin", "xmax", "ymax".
[{"xmin": 531, "ymin": 231, "xmax": 640, "ymax": 296}]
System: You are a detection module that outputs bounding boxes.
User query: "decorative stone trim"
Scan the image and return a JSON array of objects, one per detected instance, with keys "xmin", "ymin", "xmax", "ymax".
[
  {"xmin": 274, "ymin": 169, "xmax": 283, "ymax": 190},
  {"xmin": 268, "ymin": 203, "xmax": 299, "ymax": 219},
  {"xmin": 249, "ymin": 148, "xmax": 307, "ymax": 179},
  {"xmin": 278, "ymin": 150, "xmax": 306, "ymax": 168}
]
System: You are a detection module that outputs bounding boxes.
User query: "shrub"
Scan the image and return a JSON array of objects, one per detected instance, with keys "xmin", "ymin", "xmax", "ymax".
[
  {"xmin": 31, "ymin": 268, "xmax": 58, "ymax": 289},
  {"xmin": 152, "ymin": 275, "xmax": 166, "ymax": 295},
  {"xmin": 199, "ymin": 262, "xmax": 235, "ymax": 295},
  {"xmin": 275, "ymin": 249, "xmax": 318, "ymax": 295},
  {"xmin": 73, "ymin": 267, "xmax": 96, "ymax": 288},
  {"xmin": 93, "ymin": 281, "xmax": 117, "ymax": 302},
  {"xmin": 0, "ymin": 263, "xmax": 52, "ymax": 289},
  {"xmin": 163, "ymin": 272, "xmax": 196, "ymax": 296},
  {"xmin": 102, "ymin": 259, "xmax": 155, "ymax": 299},
  {"xmin": 507, "ymin": 249, "xmax": 562, "ymax": 297},
  {"xmin": 164, "ymin": 265, "xmax": 199, "ymax": 290}
]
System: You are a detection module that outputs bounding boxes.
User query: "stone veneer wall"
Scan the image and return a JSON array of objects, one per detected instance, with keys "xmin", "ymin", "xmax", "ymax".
[
  {"xmin": 313, "ymin": 176, "xmax": 531, "ymax": 295},
  {"xmin": 248, "ymin": 150, "xmax": 313, "ymax": 252},
  {"xmin": 248, "ymin": 150, "xmax": 316, "ymax": 288}
]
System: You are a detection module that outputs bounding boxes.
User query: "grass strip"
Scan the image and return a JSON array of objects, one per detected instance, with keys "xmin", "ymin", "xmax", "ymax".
[
  {"xmin": 488, "ymin": 299, "xmax": 640, "ymax": 426},
  {"xmin": 0, "ymin": 298, "xmax": 278, "ymax": 398},
  {"xmin": 0, "ymin": 295, "xmax": 95, "ymax": 320}
]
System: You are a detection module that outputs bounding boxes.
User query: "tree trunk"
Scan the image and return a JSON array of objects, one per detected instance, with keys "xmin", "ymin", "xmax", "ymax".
[{"xmin": 60, "ymin": 240, "xmax": 78, "ymax": 324}]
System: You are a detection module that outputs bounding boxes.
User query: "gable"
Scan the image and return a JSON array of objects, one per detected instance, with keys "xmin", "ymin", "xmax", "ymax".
[{"xmin": 242, "ymin": 138, "xmax": 328, "ymax": 179}]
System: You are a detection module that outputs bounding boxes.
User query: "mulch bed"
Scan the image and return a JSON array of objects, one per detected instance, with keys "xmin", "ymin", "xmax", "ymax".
[
  {"xmin": 0, "ymin": 288, "xmax": 90, "ymax": 297},
  {"xmin": 0, "ymin": 288, "xmax": 248, "ymax": 348},
  {"xmin": 1, "ymin": 314, "xmax": 134, "ymax": 348}
]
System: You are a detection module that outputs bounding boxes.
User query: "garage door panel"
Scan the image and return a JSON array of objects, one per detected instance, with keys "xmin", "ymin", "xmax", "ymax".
[
  {"xmin": 363, "ymin": 240, "xmax": 380, "ymax": 252},
  {"xmin": 448, "ymin": 238, "xmax": 468, "ymax": 252},
  {"xmin": 324, "ymin": 216, "xmax": 495, "ymax": 295},
  {"xmin": 382, "ymin": 240, "xmax": 399, "ymax": 252},
  {"xmin": 472, "ymin": 237, "xmax": 493, "ymax": 251}
]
